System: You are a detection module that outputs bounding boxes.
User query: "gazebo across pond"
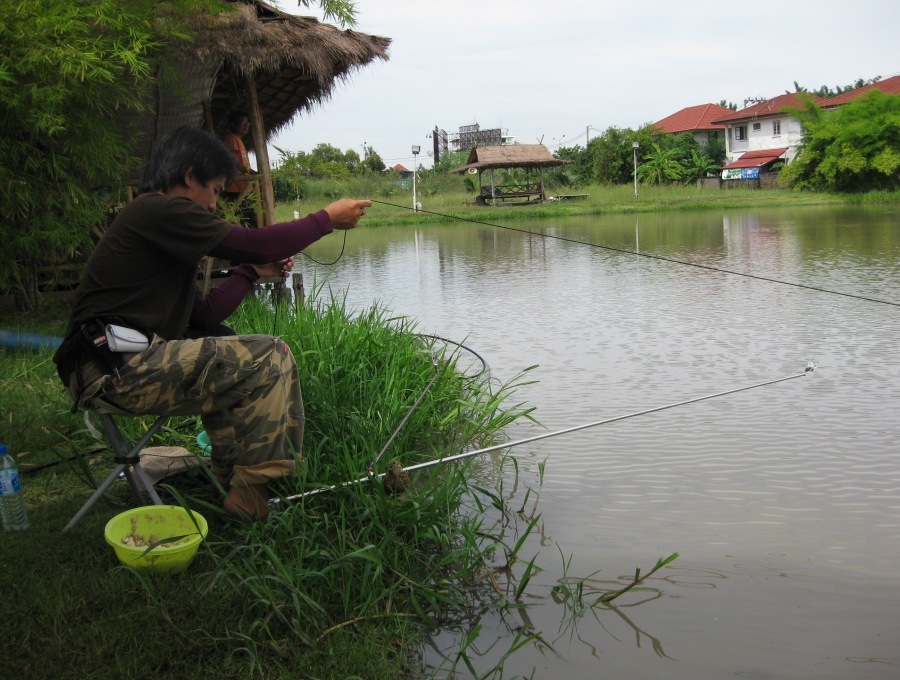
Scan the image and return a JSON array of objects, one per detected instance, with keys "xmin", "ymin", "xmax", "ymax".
[{"xmin": 450, "ymin": 144, "xmax": 571, "ymax": 205}]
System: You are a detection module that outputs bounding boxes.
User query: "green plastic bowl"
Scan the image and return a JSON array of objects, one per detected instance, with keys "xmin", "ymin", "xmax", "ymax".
[
  {"xmin": 104, "ymin": 505, "xmax": 208, "ymax": 574},
  {"xmin": 196, "ymin": 430, "xmax": 211, "ymax": 455}
]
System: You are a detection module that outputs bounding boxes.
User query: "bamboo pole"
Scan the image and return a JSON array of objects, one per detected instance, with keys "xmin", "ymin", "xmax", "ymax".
[
  {"xmin": 201, "ymin": 100, "xmax": 215, "ymax": 133},
  {"xmin": 246, "ymin": 73, "xmax": 276, "ymax": 226}
]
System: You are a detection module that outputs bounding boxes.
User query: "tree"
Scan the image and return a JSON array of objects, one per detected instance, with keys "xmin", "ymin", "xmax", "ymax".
[
  {"xmin": 637, "ymin": 143, "xmax": 684, "ymax": 185},
  {"xmin": 704, "ymin": 132, "xmax": 727, "ymax": 166},
  {"xmin": 681, "ymin": 148, "xmax": 718, "ymax": 183},
  {"xmin": 299, "ymin": 0, "xmax": 358, "ymax": 27},
  {"xmin": 780, "ymin": 91, "xmax": 900, "ymax": 192},
  {"xmin": 0, "ymin": 0, "xmax": 358, "ymax": 311},
  {"xmin": 556, "ymin": 144, "xmax": 592, "ymax": 183},
  {"xmin": 553, "ymin": 124, "xmax": 658, "ymax": 185},
  {"xmin": 432, "ymin": 149, "xmax": 469, "ymax": 174},
  {"xmin": 359, "ymin": 145, "xmax": 385, "ymax": 174},
  {"xmin": 587, "ymin": 126, "xmax": 633, "ymax": 184},
  {"xmin": 787, "ymin": 76, "xmax": 882, "ymax": 98},
  {"xmin": 0, "ymin": 0, "xmax": 214, "ymax": 310},
  {"xmin": 270, "ymin": 147, "xmax": 312, "ymax": 202}
]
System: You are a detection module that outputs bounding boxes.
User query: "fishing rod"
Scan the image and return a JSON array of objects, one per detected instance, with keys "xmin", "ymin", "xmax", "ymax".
[
  {"xmin": 269, "ymin": 360, "xmax": 817, "ymax": 506},
  {"xmin": 369, "ymin": 199, "xmax": 900, "ymax": 309}
]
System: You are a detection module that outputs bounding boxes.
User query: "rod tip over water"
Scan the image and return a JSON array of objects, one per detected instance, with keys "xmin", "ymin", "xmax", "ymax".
[{"xmin": 804, "ymin": 360, "xmax": 818, "ymax": 374}]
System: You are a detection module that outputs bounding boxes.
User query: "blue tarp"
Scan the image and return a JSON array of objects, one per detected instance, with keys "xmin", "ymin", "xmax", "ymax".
[{"xmin": 0, "ymin": 330, "xmax": 63, "ymax": 351}]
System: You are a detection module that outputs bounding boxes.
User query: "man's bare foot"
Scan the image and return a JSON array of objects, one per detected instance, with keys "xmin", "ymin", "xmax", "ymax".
[{"xmin": 223, "ymin": 484, "xmax": 271, "ymax": 520}]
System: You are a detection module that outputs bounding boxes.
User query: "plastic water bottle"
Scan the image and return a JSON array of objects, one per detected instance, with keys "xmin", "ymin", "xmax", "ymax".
[{"xmin": 0, "ymin": 444, "xmax": 29, "ymax": 531}]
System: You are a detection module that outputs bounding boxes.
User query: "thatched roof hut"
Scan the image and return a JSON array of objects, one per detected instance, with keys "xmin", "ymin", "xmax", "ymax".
[
  {"xmin": 450, "ymin": 144, "xmax": 570, "ymax": 173},
  {"xmin": 450, "ymin": 145, "xmax": 571, "ymax": 205},
  {"xmin": 126, "ymin": 0, "xmax": 390, "ymax": 223}
]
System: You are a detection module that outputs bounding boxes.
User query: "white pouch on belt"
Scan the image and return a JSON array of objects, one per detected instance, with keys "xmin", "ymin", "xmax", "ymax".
[{"xmin": 105, "ymin": 324, "xmax": 150, "ymax": 353}]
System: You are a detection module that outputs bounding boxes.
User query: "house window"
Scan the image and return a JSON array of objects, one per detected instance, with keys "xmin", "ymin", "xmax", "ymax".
[
  {"xmin": 752, "ymin": 122, "xmax": 761, "ymax": 131},
  {"xmin": 773, "ymin": 120, "xmax": 781, "ymax": 135},
  {"xmin": 735, "ymin": 125, "xmax": 747, "ymax": 141}
]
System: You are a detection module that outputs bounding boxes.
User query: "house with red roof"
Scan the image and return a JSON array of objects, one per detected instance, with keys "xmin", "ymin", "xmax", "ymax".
[
  {"xmin": 652, "ymin": 103, "xmax": 733, "ymax": 148},
  {"xmin": 710, "ymin": 93, "xmax": 821, "ymax": 178},
  {"xmin": 821, "ymin": 74, "xmax": 900, "ymax": 107},
  {"xmin": 710, "ymin": 74, "xmax": 900, "ymax": 180},
  {"xmin": 391, "ymin": 163, "xmax": 413, "ymax": 180}
]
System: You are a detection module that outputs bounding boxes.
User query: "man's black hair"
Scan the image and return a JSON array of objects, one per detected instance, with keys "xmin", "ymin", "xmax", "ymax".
[{"xmin": 138, "ymin": 125, "xmax": 238, "ymax": 194}]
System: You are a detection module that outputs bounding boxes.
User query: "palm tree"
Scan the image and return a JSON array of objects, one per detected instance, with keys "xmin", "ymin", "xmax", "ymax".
[
  {"xmin": 637, "ymin": 143, "xmax": 684, "ymax": 185},
  {"xmin": 681, "ymin": 149, "xmax": 718, "ymax": 183}
]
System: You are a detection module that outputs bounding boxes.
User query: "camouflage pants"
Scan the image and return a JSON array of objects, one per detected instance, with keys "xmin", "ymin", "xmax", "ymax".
[{"xmin": 69, "ymin": 334, "xmax": 303, "ymax": 487}]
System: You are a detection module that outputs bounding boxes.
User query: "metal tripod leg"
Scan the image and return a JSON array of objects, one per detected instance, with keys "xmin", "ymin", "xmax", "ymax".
[
  {"xmin": 63, "ymin": 414, "xmax": 168, "ymax": 531},
  {"xmin": 63, "ymin": 460, "xmax": 162, "ymax": 531}
]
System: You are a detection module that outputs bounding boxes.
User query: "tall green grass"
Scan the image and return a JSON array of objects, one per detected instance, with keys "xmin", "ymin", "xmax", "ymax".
[
  {"xmin": 205, "ymin": 292, "xmax": 540, "ymax": 658},
  {"xmin": 0, "ymin": 289, "xmax": 550, "ymax": 678}
]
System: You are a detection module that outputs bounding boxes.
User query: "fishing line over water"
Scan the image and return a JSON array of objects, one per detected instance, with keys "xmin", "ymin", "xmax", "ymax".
[{"xmin": 369, "ymin": 199, "xmax": 899, "ymax": 308}]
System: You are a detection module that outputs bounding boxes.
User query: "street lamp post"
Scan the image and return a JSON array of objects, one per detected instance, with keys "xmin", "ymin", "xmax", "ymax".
[
  {"xmin": 632, "ymin": 141, "xmax": 640, "ymax": 201},
  {"xmin": 411, "ymin": 145, "xmax": 421, "ymax": 211}
]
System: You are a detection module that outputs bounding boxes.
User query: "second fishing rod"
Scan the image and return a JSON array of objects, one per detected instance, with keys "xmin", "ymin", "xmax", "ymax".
[{"xmin": 268, "ymin": 361, "xmax": 817, "ymax": 506}]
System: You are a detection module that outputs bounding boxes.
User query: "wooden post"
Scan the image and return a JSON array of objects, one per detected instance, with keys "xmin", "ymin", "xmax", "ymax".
[
  {"xmin": 202, "ymin": 100, "xmax": 215, "ymax": 133},
  {"xmin": 245, "ymin": 73, "xmax": 276, "ymax": 226},
  {"xmin": 202, "ymin": 258, "xmax": 214, "ymax": 295},
  {"xmin": 490, "ymin": 169, "xmax": 496, "ymax": 207},
  {"xmin": 292, "ymin": 272, "xmax": 304, "ymax": 307}
]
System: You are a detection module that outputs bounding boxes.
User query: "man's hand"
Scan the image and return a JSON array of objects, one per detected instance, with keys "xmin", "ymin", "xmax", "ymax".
[
  {"xmin": 325, "ymin": 198, "xmax": 372, "ymax": 230},
  {"xmin": 251, "ymin": 255, "xmax": 294, "ymax": 279}
]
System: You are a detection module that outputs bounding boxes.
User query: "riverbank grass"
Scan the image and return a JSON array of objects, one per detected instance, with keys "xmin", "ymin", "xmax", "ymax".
[
  {"xmin": 0, "ymin": 292, "xmax": 538, "ymax": 678},
  {"xmin": 276, "ymin": 181, "xmax": 883, "ymax": 227}
]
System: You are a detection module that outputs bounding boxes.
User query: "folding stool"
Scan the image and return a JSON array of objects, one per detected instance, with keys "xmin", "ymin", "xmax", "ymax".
[{"xmin": 63, "ymin": 413, "xmax": 166, "ymax": 531}]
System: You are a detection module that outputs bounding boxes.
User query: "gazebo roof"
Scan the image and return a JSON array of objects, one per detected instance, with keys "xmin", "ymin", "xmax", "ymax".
[
  {"xmin": 125, "ymin": 0, "xmax": 390, "ymax": 164},
  {"xmin": 450, "ymin": 144, "xmax": 570, "ymax": 173}
]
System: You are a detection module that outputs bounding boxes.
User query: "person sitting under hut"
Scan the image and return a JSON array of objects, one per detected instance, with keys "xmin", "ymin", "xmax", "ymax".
[
  {"xmin": 221, "ymin": 109, "xmax": 258, "ymax": 227},
  {"xmin": 53, "ymin": 125, "xmax": 372, "ymax": 519}
]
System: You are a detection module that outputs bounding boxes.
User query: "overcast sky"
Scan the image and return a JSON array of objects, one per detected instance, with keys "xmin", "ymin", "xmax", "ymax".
[{"xmin": 269, "ymin": 0, "xmax": 900, "ymax": 169}]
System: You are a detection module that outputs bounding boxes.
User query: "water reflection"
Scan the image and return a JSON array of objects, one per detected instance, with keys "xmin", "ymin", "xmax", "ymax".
[{"xmin": 300, "ymin": 205, "xmax": 900, "ymax": 678}]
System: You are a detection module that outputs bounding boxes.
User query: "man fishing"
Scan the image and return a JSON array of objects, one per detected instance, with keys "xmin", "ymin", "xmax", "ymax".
[{"xmin": 53, "ymin": 125, "xmax": 371, "ymax": 519}]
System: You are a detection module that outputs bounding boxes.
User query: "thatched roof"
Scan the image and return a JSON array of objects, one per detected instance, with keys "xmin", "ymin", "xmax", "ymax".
[
  {"xmin": 450, "ymin": 144, "xmax": 571, "ymax": 173},
  {"xmin": 128, "ymin": 0, "xmax": 390, "ymax": 163}
]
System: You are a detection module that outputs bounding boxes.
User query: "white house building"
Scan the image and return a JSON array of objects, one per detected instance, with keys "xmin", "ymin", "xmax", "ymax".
[
  {"xmin": 710, "ymin": 93, "xmax": 818, "ymax": 177},
  {"xmin": 709, "ymin": 74, "xmax": 900, "ymax": 180}
]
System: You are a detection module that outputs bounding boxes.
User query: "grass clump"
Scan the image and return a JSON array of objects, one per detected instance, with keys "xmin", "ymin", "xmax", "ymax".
[{"xmin": 0, "ymin": 290, "xmax": 539, "ymax": 678}]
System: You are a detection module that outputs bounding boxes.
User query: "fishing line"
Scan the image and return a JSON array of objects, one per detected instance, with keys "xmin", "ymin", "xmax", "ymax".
[
  {"xmin": 300, "ymin": 229, "xmax": 349, "ymax": 266},
  {"xmin": 367, "ymin": 354, "xmax": 440, "ymax": 476},
  {"xmin": 270, "ymin": 361, "xmax": 817, "ymax": 505},
  {"xmin": 417, "ymin": 333, "xmax": 489, "ymax": 380},
  {"xmin": 271, "ymin": 230, "xmax": 350, "ymax": 334},
  {"xmin": 369, "ymin": 199, "xmax": 900, "ymax": 308},
  {"xmin": 366, "ymin": 337, "xmax": 490, "ymax": 477}
]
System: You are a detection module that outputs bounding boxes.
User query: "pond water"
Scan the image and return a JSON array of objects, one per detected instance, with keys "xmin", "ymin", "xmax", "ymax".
[{"xmin": 300, "ymin": 204, "xmax": 900, "ymax": 679}]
